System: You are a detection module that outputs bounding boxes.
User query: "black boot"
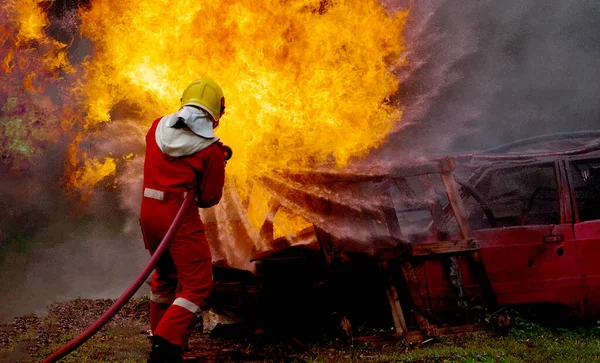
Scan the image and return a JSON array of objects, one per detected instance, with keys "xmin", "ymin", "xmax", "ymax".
[{"xmin": 147, "ymin": 335, "xmax": 183, "ymax": 363}]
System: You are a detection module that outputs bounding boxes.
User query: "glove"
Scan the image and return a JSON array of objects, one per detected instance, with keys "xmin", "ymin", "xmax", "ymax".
[
  {"xmin": 222, "ymin": 145, "xmax": 233, "ymax": 161},
  {"xmin": 215, "ymin": 142, "xmax": 233, "ymax": 165}
]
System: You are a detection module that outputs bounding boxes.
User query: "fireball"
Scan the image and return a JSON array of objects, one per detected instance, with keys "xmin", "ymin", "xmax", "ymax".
[
  {"xmin": 75, "ymin": 0, "xmax": 407, "ymax": 184},
  {"xmin": 3, "ymin": 0, "xmax": 408, "ymax": 259}
]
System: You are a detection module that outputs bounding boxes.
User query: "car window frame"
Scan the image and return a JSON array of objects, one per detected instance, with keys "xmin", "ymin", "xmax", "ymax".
[{"xmin": 459, "ymin": 159, "xmax": 565, "ymax": 227}]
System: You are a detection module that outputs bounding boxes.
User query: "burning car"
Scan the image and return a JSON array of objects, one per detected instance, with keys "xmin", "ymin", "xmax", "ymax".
[{"xmin": 206, "ymin": 132, "xmax": 600, "ymax": 342}]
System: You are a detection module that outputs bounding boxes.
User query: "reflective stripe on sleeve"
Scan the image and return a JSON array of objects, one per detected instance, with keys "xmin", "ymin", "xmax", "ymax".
[
  {"xmin": 150, "ymin": 292, "xmax": 175, "ymax": 305},
  {"xmin": 172, "ymin": 297, "xmax": 200, "ymax": 314},
  {"xmin": 144, "ymin": 188, "xmax": 165, "ymax": 201}
]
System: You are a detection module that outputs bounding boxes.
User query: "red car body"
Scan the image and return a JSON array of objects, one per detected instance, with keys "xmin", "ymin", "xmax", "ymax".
[{"xmin": 409, "ymin": 151, "xmax": 600, "ymax": 319}]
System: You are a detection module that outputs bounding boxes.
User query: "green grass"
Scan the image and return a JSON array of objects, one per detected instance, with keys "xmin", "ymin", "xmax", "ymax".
[
  {"xmin": 2, "ymin": 325, "xmax": 148, "ymax": 363},
  {"xmin": 302, "ymin": 331, "xmax": 600, "ymax": 363},
  {"xmin": 0, "ymin": 309, "xmax": 149, "ymax": 362},
  {"xmin": 302, "ymin": 312, "xmax": 600, "ymax": 363},
  {"xmin": 35, "ymin": 326, "xmax": 149, "ymax": 363}
]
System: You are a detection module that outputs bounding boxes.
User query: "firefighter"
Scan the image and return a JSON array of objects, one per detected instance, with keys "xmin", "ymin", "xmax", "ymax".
[{"xmin": 140, "ymin": 78, "xmax": 227, "ymax": 363}]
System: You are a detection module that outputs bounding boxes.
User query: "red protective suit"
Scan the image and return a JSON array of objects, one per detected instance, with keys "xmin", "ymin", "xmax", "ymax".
[{"xmin": 140, "ymin": 116, "xmax": 225, "ymax": 349}]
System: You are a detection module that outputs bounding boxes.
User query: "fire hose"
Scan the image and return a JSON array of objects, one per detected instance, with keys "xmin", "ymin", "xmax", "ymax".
[{"xmin": 42, "ymin": 189, "xmax": 197, "ymax": 363}]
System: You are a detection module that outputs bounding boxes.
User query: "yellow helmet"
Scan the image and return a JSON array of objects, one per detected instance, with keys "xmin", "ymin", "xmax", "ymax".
[{"xmin": 180, "ymin": 78, "xmax": 225, "ymax": 121}]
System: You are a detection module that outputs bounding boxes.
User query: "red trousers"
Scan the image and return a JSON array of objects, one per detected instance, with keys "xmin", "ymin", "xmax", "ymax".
[{"xmin": 143, "ymin": 216, "xmax": 213, "ymax": 349}]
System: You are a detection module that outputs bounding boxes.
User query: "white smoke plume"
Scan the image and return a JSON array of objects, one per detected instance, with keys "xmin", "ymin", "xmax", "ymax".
[{"xmin": 376, "ymin": 0, "xmax": 600, "ymax": 158}]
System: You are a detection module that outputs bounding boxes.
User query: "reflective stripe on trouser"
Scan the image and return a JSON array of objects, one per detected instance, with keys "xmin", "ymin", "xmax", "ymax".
[
  {"xmin": 151, "ymin": 292, "xmax": 176, "ymax": 305},
  {"xmin": 153, "ymin": 259, "xmax": 212, "ymax": 348},
  {"xmin": 150, "ymin": 292, "xmax": 175, "ymax": 333},
  {"xmin": 148, "ymin": 225, "xmax": 213, "ymax": 349}
]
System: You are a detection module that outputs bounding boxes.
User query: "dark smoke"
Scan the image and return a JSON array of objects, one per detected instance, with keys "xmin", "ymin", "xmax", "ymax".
[
  {"xmin": 378, "ymin": 0, "xmax": 600, "ymax": 157},
  {"xmin": 0, "ymin": 1, "xmax": 148, "ymax": 322}
]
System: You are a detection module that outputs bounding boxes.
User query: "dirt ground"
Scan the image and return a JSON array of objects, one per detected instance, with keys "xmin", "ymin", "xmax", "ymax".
[{"xmin": 0, "ymin": 297, "xmax": 303, "ymax": 362}]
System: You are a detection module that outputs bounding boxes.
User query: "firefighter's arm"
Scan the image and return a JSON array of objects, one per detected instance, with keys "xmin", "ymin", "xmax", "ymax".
[{"xmin": 197, "ymin": 145, "xmax": 225, "ymax": 208}]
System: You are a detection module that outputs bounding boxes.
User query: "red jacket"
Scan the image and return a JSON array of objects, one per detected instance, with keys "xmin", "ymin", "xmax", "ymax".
[{"xmin": 140, "ymin": 116, "xmax": 225, "ymax": 247}]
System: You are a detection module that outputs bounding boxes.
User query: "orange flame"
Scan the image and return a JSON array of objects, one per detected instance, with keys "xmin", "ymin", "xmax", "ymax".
[
  {"xmin": 3, "ymin": 0, "xmax": 408, "ymax": 244},
  {"xmin": 74, "ymin": 0, "xmax": 407, "ymax": 186}
]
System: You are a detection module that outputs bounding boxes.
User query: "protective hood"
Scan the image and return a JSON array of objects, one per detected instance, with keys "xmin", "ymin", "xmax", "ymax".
[
  {"xmin": 173, "ymin": 105, "xmax": 217, "ymax": 139},
  {"xmin": 155, "ymin": 108, "xmax": 219, "ymax": 157}
]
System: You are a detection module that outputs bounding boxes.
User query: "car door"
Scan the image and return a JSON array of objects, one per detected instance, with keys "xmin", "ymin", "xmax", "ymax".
[
  {"xmin": 467, "ymin": 161, "xmax": 582, "ymax": 311},
  {"xmin": 566, "ymin": 156, "xmax": 600, "ymax": 318}
]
